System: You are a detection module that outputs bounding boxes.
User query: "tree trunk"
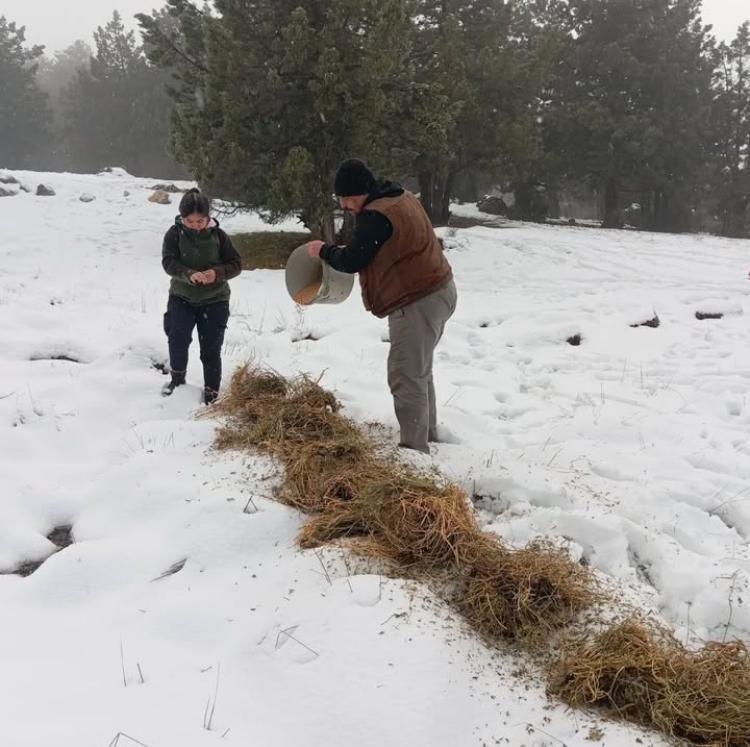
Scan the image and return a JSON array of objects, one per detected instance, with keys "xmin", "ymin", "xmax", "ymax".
[
  {"xmin": 338, "ymin": 211, "xmax": 356, "ymax": 244},
  {"xmin": 721, "ymin": 195, "xmax": 750, "ymax": 238},
  {"xmin": 418, "ymin": 168, "xmax": 453, "ymax": 225},
  {"xmin": 435, "ymin": 170, "xmax": 454, "ymax": 225},
  {"xmin": 602, "ymin": 178, "xmax": 621, "ymax": 228},
  {"xmin": 512, "ymin": 184, "xmax": 531, "ymax": 219},
  {"xmin": 512, "ymin": 182, "xmax": 549, "ymax": 222},
  {"xmin": 318, "ymin": 210, "xmax": 335, "ymax": 243},
  {"xmin": 418, "ymin": 170, "xmax": 434, "ymax": 220},
  {"xmin": 639, "ymin": 188, "xmax": 652, "ymax": 229},
  {"xmin": 653, "ymin": 189, "xmax": 665, "ymax": 231}
]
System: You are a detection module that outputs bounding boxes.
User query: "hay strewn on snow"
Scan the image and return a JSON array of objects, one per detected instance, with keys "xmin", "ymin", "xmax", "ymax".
[
  {"xmin": 550, "ymin": 619, "xmax": 750, "ymax": 745},
  {"xmin": 299, "ymin": 479, "xmax": 479, "ymax": 568},
  {"xmin": 458, "ymin": 540, "xmax": 595, "ymax": 641},
  {"xmin": 210, "ymin": 365, "xmax": 590, "ymax": 631},
  {"xmin": 209, "ymin": 365, "xmax": 750, "ymax": 747}
]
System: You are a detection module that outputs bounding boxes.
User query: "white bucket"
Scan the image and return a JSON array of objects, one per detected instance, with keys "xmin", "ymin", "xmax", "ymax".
[{"xmin": 285, "ymin": 244, "xmax": 355, "ymax": 305}]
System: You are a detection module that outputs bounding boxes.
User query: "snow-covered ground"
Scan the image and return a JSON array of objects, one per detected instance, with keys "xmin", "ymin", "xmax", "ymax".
[{"xmin": 1, "ymin": 169, "xmax": 748, "ymax": 746}]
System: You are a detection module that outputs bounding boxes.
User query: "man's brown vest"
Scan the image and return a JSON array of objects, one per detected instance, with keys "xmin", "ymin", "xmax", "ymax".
[{"xmin": 359, "ymin": 191, "xmax": 452, "ymax": 318}]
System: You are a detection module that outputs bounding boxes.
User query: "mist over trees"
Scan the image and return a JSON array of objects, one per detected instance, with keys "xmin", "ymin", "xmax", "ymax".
[
  {"xmin": 2, "ymin": 11, "xmax": 185, "ymax": 178},
  {"xmin": 1, "ymin": 2, "xmax": 748, "ymax": 237}
]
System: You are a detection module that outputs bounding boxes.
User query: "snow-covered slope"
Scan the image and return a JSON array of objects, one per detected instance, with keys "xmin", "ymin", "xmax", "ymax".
[{"xmin": 3, "ymin": 168, "xmax": 748, "ymax": 745}]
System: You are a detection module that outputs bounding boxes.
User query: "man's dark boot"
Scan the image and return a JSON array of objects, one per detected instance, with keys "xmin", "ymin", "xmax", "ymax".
[
  {"xmin": 161, "ymin": 370, "xmax": 186, "ymax": 397},
  {"xmin": 203, "ymin": 386, "xmax": 219, "ymax": 405}
]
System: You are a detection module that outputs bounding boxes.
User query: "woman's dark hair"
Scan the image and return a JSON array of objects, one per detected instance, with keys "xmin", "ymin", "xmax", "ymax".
[{"xmin": 179, "ymin": 187, "xmax": 210, "ymax": 217}]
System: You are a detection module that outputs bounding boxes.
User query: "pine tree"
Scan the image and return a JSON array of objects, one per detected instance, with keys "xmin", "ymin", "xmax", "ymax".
[
  {"xmin": 139, "ymin": 1, "xmax": 564, "ymax": 227},
  {"xmin": 408, "ymin": 0, "xmax": 522, "ymax": 223},
  {"xmin": 140, "ymin": 0, "xmax": 414, "ymax": 239},
  {"xmin": 709, "ymin": 22, "xmax": 750, "ymax": 237},
  {"xmin": 490, "ymin": 0, "xmax": 572, "ymax": 220},
  {"xmin": 36, "ymin": 41, "xmax": 92, "ymax": 169},
  {"xmin": 37, "ymin": 40, "xmax": 92, "ymax": 116},
  {"xmin": 63, "ymin": 11, "xmax": 182, "ymax": 176},
  {"xmin": 543, "ymin": 0, "xmax": 714, "ymax": 230},
  {"xmin": 0, "ymin": 16, "xmax": 50, "ymax": 169},
  {"xmin": 137, "ymin": 2, "xmax": 214, "ymax": 182}
]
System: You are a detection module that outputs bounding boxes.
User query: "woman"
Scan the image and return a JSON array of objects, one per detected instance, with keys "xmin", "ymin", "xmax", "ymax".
[{"xmin": 161, "ymin": 188, "xmax": 242, "ymax": 404}]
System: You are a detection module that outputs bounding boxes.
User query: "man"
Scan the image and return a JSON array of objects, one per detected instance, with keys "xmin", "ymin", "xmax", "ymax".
[{"xmin": 307, "ymin": 158, "xmax": 457, "ymax": 454}]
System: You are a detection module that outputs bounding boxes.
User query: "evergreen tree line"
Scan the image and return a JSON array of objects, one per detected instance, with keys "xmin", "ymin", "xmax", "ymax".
[
  {"xmin": 2, "ymin": 2, "xmax": 748, "ymax": 238},
  {"xmin": 0, "ymin": 12, "xmax": 186, "ymax": 179}
]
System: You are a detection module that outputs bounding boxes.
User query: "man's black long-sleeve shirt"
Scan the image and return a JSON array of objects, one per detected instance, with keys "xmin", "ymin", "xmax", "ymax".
[{"xmin": 319, "ymin": 181, "xmax": 404, "ymax": 274}]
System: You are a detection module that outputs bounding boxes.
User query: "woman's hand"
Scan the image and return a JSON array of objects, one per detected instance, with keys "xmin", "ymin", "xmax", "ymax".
[
  {"xmin": 306, "ymin": 240, "xmax": 325, "ymax": 258},
  {"xmin": 190, "ymin": 269, "xmax": 217, "ymax": 284}
]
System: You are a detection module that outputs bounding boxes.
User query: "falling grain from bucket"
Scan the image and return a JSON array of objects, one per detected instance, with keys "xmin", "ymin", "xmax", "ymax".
[{"xmin": 294, "ymin": 282, "xmax": 321, "ymax": 305}]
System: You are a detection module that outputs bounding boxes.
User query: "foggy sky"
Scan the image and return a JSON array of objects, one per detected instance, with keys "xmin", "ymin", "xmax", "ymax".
[
  {"xmin": 3, "ymin": 0, "xmax": 156, "ymax": 52},
  {"xmin": 3, "ymin": 0, "xmax": 749, "ymax": 55}
]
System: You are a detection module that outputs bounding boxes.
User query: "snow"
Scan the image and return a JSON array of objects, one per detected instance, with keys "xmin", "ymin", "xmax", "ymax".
[{"xmin": 2, "ymin": 168, "xmax": 749, "ymax": 746}]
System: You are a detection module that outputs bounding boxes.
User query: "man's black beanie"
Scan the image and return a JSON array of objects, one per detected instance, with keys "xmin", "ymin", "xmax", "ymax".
[{"xmin": 334, "ymin": 158, "xmax": 376, "ymax": 197}]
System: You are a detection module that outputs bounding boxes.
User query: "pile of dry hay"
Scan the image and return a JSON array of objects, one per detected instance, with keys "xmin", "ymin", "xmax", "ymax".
[
  {"xmin": 210, "ymin": 365, "xmax": 750, "ymax": 746},
  {"xmin": 550, "ymin": 619, "xmax": 750, "ymax": 746},
  {"xmin": 211, "ymin": 365, "xmax": 592, "ymax": 639}
]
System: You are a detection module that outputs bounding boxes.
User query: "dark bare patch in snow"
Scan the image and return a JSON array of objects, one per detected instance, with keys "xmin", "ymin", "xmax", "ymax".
[
  {"xmin": 29, "ymin": 353, "xmax": 82, "ymax": 363},
  {"xmin": 630, "ymin": 314, "xmax": 660, "ymax": 328},
  {"xmin": 1, "ymin": 525, "xmax": 74, "ymax": 577},
  {"xmin": 151, "ymin": 558, "xmax": 187, "ymax": 582}
]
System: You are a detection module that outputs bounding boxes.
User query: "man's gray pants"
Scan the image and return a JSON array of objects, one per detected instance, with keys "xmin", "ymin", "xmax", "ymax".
[{"xmin": 387, "ymin": 279, "xmax": 458, "ymax": 454}]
